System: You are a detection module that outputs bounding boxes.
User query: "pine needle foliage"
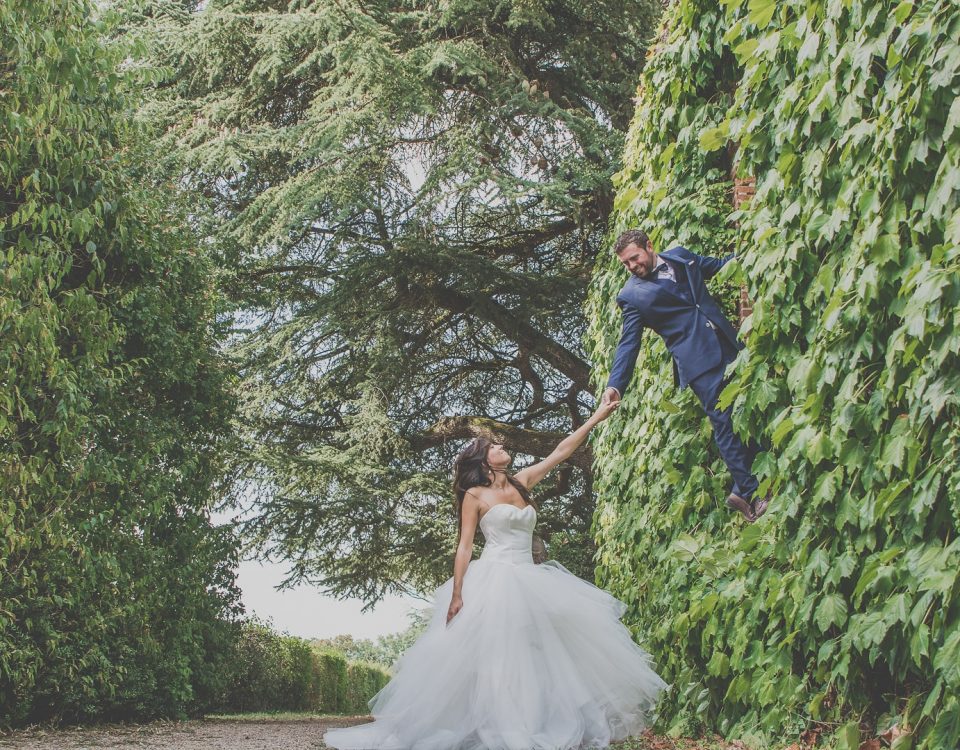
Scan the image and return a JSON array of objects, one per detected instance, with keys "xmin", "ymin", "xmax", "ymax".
[{"xmin": 124, "ymin": 0, "xmax": 662, "ymax": 600}]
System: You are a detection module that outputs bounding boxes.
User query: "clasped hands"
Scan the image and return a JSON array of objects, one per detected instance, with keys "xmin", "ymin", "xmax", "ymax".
[{"xmin": 601, "ymin": 387, "xmax": 621, "ymax": 409}]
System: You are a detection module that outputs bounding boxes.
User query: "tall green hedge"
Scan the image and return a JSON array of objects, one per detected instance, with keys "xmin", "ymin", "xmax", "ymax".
[
  {"xmin": 585, "ymin": 1, "xmax": 960, "ymax": 748},
  {"xmin": 0, "ymin": 0, "xmax": 241, "ymax": 725}
]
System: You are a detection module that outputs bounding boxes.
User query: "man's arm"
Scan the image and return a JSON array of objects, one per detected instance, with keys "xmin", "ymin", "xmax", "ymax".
[
  {"xmin": 696, "ymin": 251, "xmax": 735, "ymax": 281},
  {"xmin": 604, "ymin": 300, "xmax": 645, "ymax": 403}
]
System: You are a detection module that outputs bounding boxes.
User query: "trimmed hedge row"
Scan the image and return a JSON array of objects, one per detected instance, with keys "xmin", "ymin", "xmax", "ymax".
[
  {"xmin": 220, "ymin": 622, "xmax": 390, "ymax": 715},
  {"xmin": 585, "ymin": 0, "xmax": 960, "ymax": 748}
]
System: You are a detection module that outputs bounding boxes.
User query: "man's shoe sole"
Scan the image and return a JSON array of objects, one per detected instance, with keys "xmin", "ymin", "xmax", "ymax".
[
  {"xmin": 726, "ymin": 494, "xmax": 756, "ymax": 522},
  {"xmin": 751, "ymin": 494, "xmax": 770, "ymax": 519}
]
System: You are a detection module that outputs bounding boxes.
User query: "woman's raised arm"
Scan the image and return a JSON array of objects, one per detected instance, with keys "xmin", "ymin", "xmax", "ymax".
[{"xmin": 514, "ymin": 400, "xmax": 618, "ymax": 491}]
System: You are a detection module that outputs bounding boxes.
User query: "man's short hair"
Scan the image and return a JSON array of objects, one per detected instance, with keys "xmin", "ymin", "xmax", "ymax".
[{"xmin": 613, "ymin": 229, "xmax": 649, "ymax": 255}]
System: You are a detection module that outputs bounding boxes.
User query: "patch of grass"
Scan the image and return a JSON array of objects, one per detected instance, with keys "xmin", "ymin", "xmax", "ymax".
[{"xmin": 205, "ymin": 711, "xmax": 365, "ymax": 721}]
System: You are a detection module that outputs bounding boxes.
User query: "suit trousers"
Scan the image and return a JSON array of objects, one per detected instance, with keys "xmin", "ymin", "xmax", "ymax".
[{"xmin": 687, "ymin": 360, "xmax": 760, "ymax": 500}]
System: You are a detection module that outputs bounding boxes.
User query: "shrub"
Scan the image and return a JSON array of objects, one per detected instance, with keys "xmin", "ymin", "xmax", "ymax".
[
  {"xmin": 343, "ymin": 662, "xmax": 391, "ymax": 715},
  {"xmin": 0, "ymin": 0, "xmax": 240, "ymax": 727},
  {"xmin": 217, "ymin": 621, "xmax": 388, "ymax": 715}
]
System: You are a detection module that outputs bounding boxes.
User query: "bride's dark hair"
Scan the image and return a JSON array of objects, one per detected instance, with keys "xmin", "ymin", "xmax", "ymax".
[{"xmin": 452, "ymin": 437, "xmax": 537, "ymax": 541}]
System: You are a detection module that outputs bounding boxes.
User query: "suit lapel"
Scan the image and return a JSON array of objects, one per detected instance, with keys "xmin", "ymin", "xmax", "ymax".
[
  {"xmin": 629, "ymin": 272, "xmax": 687, "ymax": 308},
  {"xmin": 660, "ymin": 248, "xmax": 698, "ymax": 302}
]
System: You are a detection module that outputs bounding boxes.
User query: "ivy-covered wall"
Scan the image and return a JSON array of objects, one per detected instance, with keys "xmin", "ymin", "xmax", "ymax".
[{"xmin": 585, "ymin": 1, "xmax": 960, "ymax": 748}]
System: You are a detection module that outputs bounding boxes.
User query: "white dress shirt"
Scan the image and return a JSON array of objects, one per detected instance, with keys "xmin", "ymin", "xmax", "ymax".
[{"xmin": 651, "ymin": 254, "xmax": 676, "ymax": 283}]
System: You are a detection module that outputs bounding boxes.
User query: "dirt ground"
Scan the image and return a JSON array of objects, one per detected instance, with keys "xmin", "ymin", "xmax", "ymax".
[
  {"xmin": 0, "ymin": 714, "xmax": 746, "ymax": 750},
  {"xmin": 0, "ymin": 717, "xmax": 741, "ymax": 750},
  {"xmin": 0, "ymin": 716, "xmax": 367, "ymax": 750}
]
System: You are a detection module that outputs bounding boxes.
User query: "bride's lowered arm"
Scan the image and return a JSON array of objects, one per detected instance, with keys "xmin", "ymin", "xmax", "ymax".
[
  {"xmin": 447, "ymin": 495, "xmax": 480, "ymax": 624},
  {"xmin": 514, "ymin": 400, "xmax": 618, "ymax": 491}
]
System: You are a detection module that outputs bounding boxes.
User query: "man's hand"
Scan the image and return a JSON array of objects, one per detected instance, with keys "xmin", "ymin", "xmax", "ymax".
[{"xmin": 601, "ymin": 387, "xmax": 621, "ymax": 407}]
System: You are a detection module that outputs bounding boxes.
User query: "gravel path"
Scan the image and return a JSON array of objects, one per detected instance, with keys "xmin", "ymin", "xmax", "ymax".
[
  {"xmin": 0, "ymin": 716, "xmax": 367, "ymax": 750},
  {"xmin": 0, "ymin": 718, "xmax": 736, "ymax": 750}
]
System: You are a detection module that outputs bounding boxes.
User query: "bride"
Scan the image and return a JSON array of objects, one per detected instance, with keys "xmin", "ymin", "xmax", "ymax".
[{"xmin": 324, "ymin": 400, "xmax": 666, "ymax": 750}]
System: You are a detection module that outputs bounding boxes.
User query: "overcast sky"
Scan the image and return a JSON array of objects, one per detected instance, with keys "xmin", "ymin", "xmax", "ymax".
[
  {"xmin": 232, "ymin": 556, "xmax": 427, "ymax": 640},
  {"xmin": 211, "ymin": 501, "xmax": 429, "ymax": 640}
]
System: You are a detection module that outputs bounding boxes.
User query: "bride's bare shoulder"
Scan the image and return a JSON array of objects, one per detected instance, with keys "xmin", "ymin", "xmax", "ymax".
[{"xmin": 461, "ymin": 488, "xmax": 488, "ymax": 515}]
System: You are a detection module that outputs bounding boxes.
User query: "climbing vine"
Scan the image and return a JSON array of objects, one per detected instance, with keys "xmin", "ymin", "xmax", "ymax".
[{"xmin": 585, "ymin": 0, "xmax": 960, "ymax": 747}]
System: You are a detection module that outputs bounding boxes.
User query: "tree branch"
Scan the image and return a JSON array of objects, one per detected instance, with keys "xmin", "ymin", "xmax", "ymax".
[{"xmin": 426, "ymin": 287, "xmax": 592, "ymax": 392}]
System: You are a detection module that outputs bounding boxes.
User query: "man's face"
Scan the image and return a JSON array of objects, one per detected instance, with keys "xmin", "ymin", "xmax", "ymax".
[{"xmin": 616, "ymin": 241, "xmax": 657, "ymax": 279}]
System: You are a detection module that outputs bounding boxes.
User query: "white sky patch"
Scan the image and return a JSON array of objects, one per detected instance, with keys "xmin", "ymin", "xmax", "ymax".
[
  {"xmin": 232, "ymin": 557, "xmax": 425, "ymax": 640},
  {"xmin": 212, "ymin": 505, "xmax": 428, "ymax": 640}
]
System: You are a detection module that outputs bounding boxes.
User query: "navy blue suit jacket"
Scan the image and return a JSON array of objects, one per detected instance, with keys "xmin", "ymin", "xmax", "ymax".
[{"xmin": 606, "ymin": 246, "xmax": 742, "ymax": 394}]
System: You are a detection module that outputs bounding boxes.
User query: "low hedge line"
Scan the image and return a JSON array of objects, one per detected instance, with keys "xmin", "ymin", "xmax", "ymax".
[{"xmin": 219, "ymin": 621, "xmax": 390, "ymax": 714}]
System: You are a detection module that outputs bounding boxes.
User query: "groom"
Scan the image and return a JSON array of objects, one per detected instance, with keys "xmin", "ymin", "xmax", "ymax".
[{"xmin": 601, "ymin": 229, "xmax": 768, "ymax": 522}]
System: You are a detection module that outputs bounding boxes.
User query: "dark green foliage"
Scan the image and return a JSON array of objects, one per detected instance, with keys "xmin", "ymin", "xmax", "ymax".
[
  {"xmin": 0, "ymin": 0, "xmax": 240, "ymax": 726},
  {"xmin": 344, "ymin": 662, "xmax": 392, "ymax": 715},
  {"xmin": 316, "ymin": 650, "xmax": 350, "ymax": 714},
  {"xmin": 232, "ymin": 623, "xmax": 279, "ymax": 712},
  {"xmin": 123, "ymin": 0, "xmax": 663, "ymax": 602},
  {"xmin": 585, "ymin": 0, "xmax": 960, "ymax": 747},
  {"xmin": 219, "ymin": 622, "xmax": 389, "ymax": 714}
]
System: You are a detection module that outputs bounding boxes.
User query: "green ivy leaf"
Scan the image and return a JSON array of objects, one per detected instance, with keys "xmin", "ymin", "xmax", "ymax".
[
  {"xmin": 670, "ymin": 534, "xmax": 701, "ymax": 562},
  {"xmin": 814, "ymin": 593, "xmax": 848, "ymax": 633},
  {"xmin": 934, "ymin": 625, "xmax": 960, "ymax": 687},
  {"xmin": 699, "ymin": 123, "xmax": 730, "ymax": 152},
  {"xmin": 747, "ymin": 0, "xmax": 776, "ymax": 27}
]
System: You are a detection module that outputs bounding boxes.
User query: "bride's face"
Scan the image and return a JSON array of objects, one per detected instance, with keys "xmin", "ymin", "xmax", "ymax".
[{"xmin": 486, "ymin": 443, "xmax": 511, "ymax": 469}]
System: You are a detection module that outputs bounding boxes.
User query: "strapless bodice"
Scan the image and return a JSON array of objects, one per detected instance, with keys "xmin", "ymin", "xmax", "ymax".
[{"xmin": 478, "ymin": 503, "xmax": 536, "ymax": 565}]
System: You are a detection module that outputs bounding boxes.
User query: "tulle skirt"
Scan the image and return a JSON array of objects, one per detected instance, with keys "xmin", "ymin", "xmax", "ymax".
[{"xmin": 323, "ymin": 554, "xmax": 667, "ymax": 750}]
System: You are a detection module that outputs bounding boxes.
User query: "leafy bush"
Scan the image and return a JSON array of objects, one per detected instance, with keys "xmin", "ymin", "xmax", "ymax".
[
  {"xmin": 315, "ymin": 649, "xmax": 350, "ymax": 714},
  {"xmin": 344, "ymin": 662, "xmax": 392, "ymax": 715},
  {"xmin": 0, "ymin": 0, "xmax": 241, "ymax": 726},
  {"xmin": 585, "ymin": 0, "xmax": 960, "ymax": 748},
  {"xmin": 220, "ymin": 621, "xmax": 292, "ymax": 713}
]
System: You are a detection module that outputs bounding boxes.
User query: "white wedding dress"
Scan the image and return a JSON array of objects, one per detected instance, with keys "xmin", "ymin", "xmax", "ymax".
[{"xmin": 323, "ymin": 503, "xmax": 667, "ymax": 750}]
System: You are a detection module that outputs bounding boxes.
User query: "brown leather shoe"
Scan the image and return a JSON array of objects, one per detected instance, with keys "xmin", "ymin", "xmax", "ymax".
[
  {"xmin": 751, "ymin": 492, "xmax": 771, "ymax": 519},
  {"xmin": 726, "ymin": 493, "xmax": 757, "ymax": 522}
]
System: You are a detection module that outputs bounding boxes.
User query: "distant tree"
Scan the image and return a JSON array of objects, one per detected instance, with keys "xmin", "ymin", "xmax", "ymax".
[
  {"xmin": 124, "ymin": 0, "xmax": 662, "ymax": 601},
  {"xmin": 314, "ymin": 607, "xmax": 431, "ymax": 670}
]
